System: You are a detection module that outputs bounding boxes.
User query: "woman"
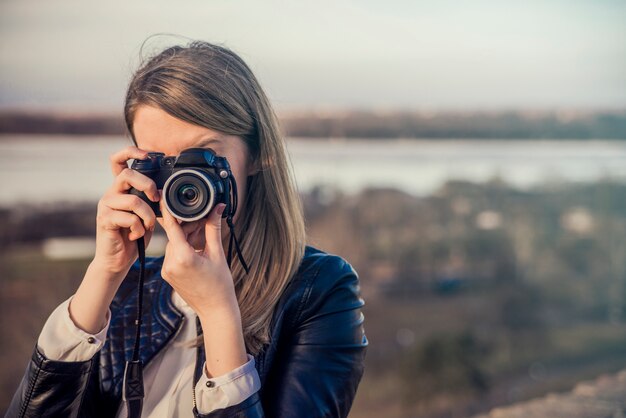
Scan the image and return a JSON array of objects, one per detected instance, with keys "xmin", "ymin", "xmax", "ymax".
[{"xmin": 7, "ymin": 41, "xmax": 367, "ymax": 418}]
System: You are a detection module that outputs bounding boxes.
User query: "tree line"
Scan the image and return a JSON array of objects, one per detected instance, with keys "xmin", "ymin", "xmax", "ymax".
[{"xmin": 1, "ymin": 109, "xmax": 625, "ymax": 139}]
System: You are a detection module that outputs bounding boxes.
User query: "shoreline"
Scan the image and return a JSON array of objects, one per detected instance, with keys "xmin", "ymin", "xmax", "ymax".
[{"xmin": 1, "ymin": 109, "xmax": 625, "ymax": 139}]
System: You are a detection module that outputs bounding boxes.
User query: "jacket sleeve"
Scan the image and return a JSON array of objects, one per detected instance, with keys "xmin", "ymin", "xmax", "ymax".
[
  {"xmin": 5, "ymin": 296, "xmax": 108, "ymax": 418},
  {"xmin": 37, "ymin": 295, "xmax": 111, "ymax": 362},
  {"xmin": 5, "ymin": 344, "xmax": 98, "ymax": 418},
  {"xmin": 193, "ymin": 254, "xmax": 368, "ymax": 418},
  {"xmin": 195, "ymin": 355, "xmax": 261, "ymax": 412}
]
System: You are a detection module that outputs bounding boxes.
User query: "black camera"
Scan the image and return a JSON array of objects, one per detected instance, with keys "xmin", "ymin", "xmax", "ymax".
[{"xmin": 129, "ymin": 148, "xmax": 236, "ymax": 222}]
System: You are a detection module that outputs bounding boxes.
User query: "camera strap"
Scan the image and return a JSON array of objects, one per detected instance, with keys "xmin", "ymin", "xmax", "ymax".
[
  {"xmin": 123, "ymin": 236, "xmax": 146, "ymax": 418},
  {"xmin": 226, "ymin": 174, "xmax": 250, "ymax": 274},
  {"xmin": 227, "ymin": 218, "xmax": 249, "ymax": 274}
]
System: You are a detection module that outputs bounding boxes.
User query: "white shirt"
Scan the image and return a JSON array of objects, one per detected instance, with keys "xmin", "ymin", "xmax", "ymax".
[{"xmin": 36, "ymin": 291, "xmax": 261, "ymax": 417}]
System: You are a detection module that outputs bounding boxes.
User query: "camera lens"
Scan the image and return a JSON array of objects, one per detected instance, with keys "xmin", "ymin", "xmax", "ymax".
[
  {"xmin": 178, "ymin": 185, "xmax": 199, "ymax": 206},
  {"xmin": 162, "ymin": 169, "xmax": 217, "ymax": 221}
]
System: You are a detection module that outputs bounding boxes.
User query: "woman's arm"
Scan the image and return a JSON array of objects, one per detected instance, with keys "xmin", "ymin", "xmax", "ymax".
[
  {"xmin": 68, "ymin": 146, "xmax": 160, "ymax": 334},
  {"xmin": 192, "ymin": 254, "xmax": 368, "ymax": 418},
  {"xmin": 157, "ymin": 201, "xmax": 248, "ymax": 354},
  {"xmin": 5, "ymin": 146, "xmax": 160, "ymax": 418}
]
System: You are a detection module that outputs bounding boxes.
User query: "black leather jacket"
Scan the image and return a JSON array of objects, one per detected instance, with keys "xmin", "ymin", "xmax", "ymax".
[{"xmin": 6, "ymin": 245, "xmax": 367, "ymax": 418}]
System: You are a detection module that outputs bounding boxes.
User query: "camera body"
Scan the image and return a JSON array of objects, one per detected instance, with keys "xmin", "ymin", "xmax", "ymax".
[{"xmin": 129, "ymin": 148, "xmax": 234, "ymax": 222}]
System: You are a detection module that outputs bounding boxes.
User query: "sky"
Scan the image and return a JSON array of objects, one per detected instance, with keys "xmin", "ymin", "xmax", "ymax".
[{"xmin": 0, "ymin": 0, "xmax": 624, "ymax": 112}]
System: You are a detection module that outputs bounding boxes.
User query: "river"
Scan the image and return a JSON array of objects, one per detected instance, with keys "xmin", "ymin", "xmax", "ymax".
[{"xmin": 1, "ymin": 135, "xmax": 625, "ymax": 205}]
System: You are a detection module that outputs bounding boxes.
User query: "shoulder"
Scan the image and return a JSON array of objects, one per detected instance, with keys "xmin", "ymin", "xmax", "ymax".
[
  {"xmin": 295, "ymin": 245, "xmax": 359, "ymax": 283},
  {"xmin": 292, "ymin": 245, "xmax": 361, "ymax": 295},
  {"xmin": 285, "ymin": 245, "xmax": 364, "ymax": 325}
]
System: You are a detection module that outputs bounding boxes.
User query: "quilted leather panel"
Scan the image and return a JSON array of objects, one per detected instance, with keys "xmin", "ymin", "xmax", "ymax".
[{"xmin": 99, "ymin": 256, "xmax": 184, "ymax": 399}]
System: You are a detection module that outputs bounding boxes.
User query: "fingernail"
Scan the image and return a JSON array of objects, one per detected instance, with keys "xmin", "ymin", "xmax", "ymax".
[{"xmin": 217, "ymin": 203, "xmax": 226, "ymax": 216}]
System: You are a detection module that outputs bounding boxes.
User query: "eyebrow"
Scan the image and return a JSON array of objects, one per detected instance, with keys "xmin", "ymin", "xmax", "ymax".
[{"xmin": 195, "ymin": 137, "xmax": 221, "ymax": 148}]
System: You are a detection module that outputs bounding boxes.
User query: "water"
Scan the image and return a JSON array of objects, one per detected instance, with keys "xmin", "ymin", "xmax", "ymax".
[{"xmin": 1, "ymin": 135, "xmax": 626, "ymax": 205}]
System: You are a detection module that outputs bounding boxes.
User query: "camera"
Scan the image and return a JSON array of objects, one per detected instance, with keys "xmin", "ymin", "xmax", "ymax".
[{"xmin": 128, "ymin": 148, "xmax": 235, "ymax": 222}]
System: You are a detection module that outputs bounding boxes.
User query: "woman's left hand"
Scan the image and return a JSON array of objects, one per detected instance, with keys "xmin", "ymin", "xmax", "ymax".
[
  {"xmin": 158, "ymin": 200, "xmax": 248, "ymax": 377},
  {"xmin": 157, "ymin": 200, "xmax": 238, "ymax": 318}
]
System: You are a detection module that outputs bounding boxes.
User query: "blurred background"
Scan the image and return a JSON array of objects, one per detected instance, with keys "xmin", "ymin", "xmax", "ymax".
[{"xmin": 1, "ymin": 0, "xmax": 626, "ymax": 417}]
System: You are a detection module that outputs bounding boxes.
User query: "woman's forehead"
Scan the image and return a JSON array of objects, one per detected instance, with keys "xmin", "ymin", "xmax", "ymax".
[{"xmin": 133, "ymin": 106, "xmax": 231, "ymax": 155}]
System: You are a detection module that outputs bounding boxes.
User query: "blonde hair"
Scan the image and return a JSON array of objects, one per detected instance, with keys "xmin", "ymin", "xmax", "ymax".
[{"xmin": 124, "ymin": 41, "xmax": 306, "ymax": 355}]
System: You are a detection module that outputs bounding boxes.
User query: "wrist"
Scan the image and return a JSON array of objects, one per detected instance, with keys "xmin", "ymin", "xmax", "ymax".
[
  {"xmin": 89, "ymin": 257, "xmax": 132, "ymax": 282},
  {"xmin": 197, "ymin": 296, "xmax": 241, "ymax": 326},
  {"xmin": 71, "ymin": 264, "xmax": 120, "ymax": 334},
  {"xmin": 198, "ymin": 299, "xmax": 248, "ymax": 378}
]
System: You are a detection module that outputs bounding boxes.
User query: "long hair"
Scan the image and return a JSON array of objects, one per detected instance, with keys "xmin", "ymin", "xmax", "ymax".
[{"xmin": 124, "ymin": 40, "xmax": 306, "ymax": 355}]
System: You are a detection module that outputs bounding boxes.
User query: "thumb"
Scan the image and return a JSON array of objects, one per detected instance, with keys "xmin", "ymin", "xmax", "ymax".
[{"xmin": 204, "ymin": 203, "xmax": 227, "ymax": 255}]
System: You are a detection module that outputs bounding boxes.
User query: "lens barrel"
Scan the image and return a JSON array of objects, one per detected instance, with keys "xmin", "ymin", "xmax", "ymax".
[{"xmin": 162, "ymin": 169, "xmax": 217, "ymax": 221}]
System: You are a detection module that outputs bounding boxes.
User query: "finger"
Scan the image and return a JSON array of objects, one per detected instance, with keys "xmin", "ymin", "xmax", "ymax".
[
  {"xmin": 109, "ymin": 146, "xmax": 149, "ymax": 176},
  {"xmin": 112, "ymin": 168, "xmax": 159, "ymax": 202},
  {"xmin": 181, "ymin": 219, "xmax": 204, "ymax": 239},
  {"xmin": 181, "ymin": 221, "xmax": 207, "ymax": 252},
  {"xmin": 100, "ymin": 210, "xmax": 146, "ymax": 241},
  {"xmin": 102, "ymin": 193, "xmax": 156, "ymax": 230},
  {"xmin": 204, "ymin": 203, "xmax": 226, "ymax": 256},
  {"xmin": 159, "ymin": 199, "xmax": 193, "ymax": 250}
]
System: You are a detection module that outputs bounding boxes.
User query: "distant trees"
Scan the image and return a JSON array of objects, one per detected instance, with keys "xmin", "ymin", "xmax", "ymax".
[
  {"xmin": 282, "ymin": 110, "xmax": 626, "ymax": 139},
  {"xmin": 1, "ymin": 109, "xmax": 625, "ymax": 138},
  {"xmin": 0, "ymin": 112, "xmax": 125, "ymax": 135}
]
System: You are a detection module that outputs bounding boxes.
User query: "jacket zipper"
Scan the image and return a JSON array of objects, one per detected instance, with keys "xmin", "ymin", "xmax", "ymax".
[
  {"xmin": 192, "ymin": 361, "xmax": 198, "ymax": 412},
  {"xmin": 192, "ymin": 315, "xmax": 201, "ymax": 412}
]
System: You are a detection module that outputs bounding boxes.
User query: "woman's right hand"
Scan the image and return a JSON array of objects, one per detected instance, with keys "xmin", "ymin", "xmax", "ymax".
[
  {"xmin": 68, "ymin": 146, "xmax": 160, "ymax": 334},
  {"xmin": 91, "ymin": 146, "xmax": 160, "ymax": 280}
]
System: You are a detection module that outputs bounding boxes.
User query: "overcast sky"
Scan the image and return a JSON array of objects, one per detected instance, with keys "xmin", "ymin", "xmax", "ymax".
[{"xmin": 0, "ymin": 0, "xmax": 624, "ymax": 111}]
